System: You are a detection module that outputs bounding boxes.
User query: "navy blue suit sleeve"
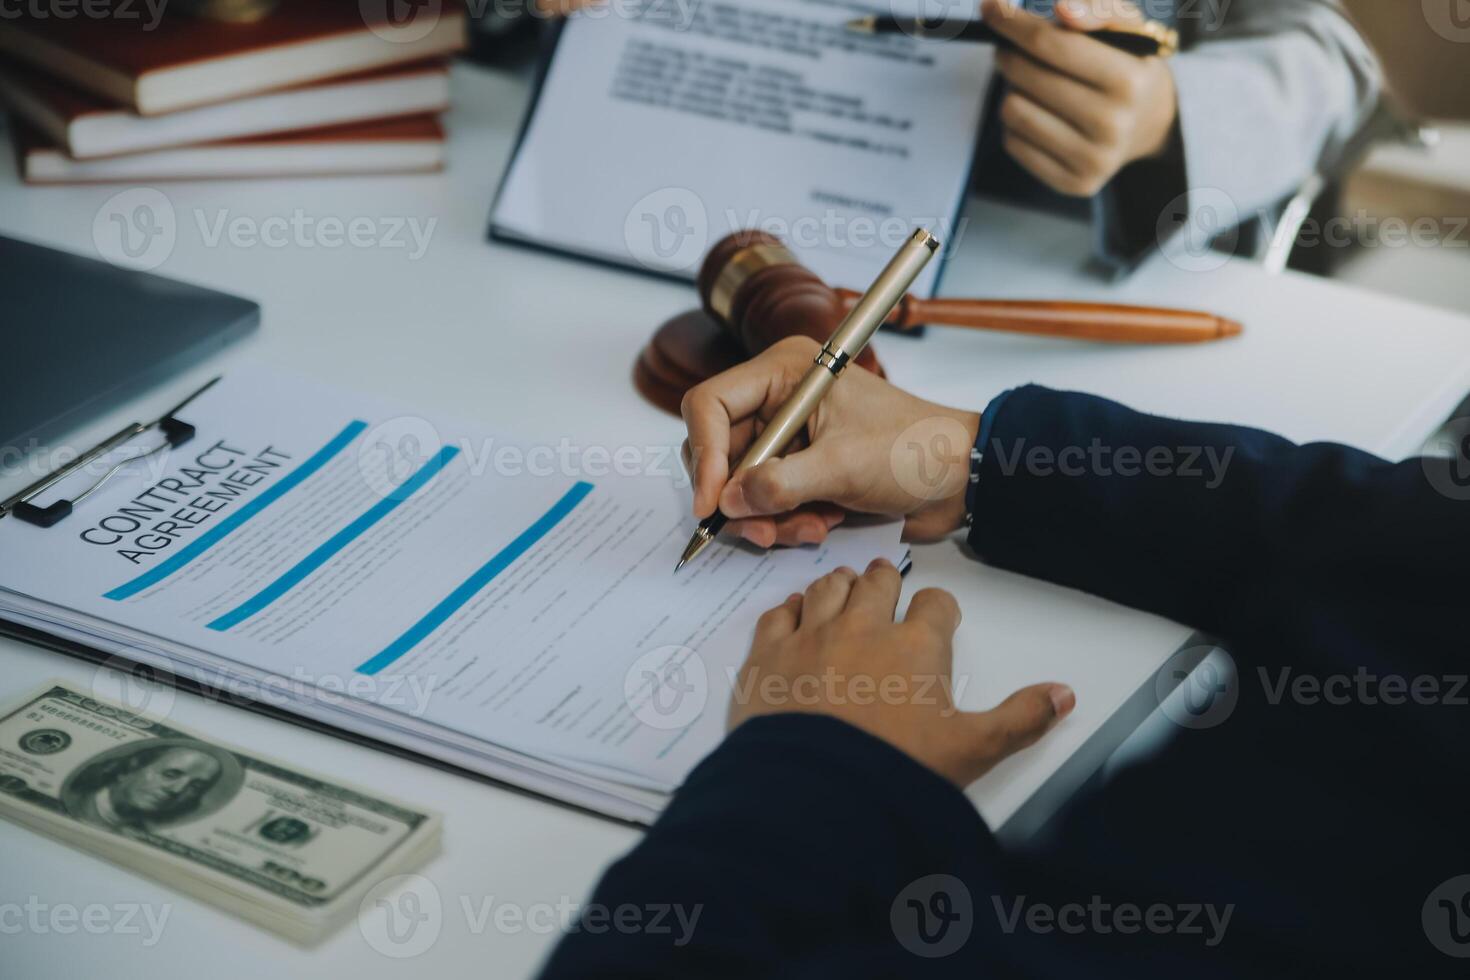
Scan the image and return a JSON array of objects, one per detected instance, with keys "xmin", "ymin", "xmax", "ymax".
[
  {"xmin": 537, "ymin": 714, "xmax": 1009, "ymax": 978},
  {"xmin": 967, "ymin": 387, "xmax": 1470, "ymax": 973},
  {"xmin": 968, "ymin": 385, "xmax": 1467, "ymax": 666}
]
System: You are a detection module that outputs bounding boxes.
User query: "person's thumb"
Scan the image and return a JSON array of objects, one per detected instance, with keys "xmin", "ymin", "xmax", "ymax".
[
  {"xmin": 721, "ymin": 446, "xmax": 850, "ymax": 518},
  {"xmin": 960, "ymin": 683, "xmax": 1075, "ymax": 773}
]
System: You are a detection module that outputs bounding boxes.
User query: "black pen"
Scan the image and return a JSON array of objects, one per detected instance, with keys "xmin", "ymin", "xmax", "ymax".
[{"xmin": 846, "ymin": 15, "xmax": 1178, "ymax": 58}]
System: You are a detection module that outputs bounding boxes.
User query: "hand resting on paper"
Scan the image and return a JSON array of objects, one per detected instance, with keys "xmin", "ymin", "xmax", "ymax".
[{"xmin": 727, "ymin": 558, "xmax": 1076, "ymax": 787}]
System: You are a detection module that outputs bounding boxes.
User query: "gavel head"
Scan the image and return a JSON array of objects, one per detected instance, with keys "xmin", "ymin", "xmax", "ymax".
[
  {"xmin": 696, "ymin": 230, "xmax": 883, "ymax": 374},
  {"xmin": 633, "ymin": 230, "xmax": 889, "ymax": 419}
]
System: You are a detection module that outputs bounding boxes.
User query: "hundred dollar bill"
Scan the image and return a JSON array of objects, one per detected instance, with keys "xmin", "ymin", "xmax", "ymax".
[{"xmin": 0, "ymin": 681, "xmax": 441, "ymax": 943}]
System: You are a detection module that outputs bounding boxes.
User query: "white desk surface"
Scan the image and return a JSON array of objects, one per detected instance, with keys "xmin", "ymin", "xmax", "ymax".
[{"xmin": 3, "ymin": 61, "xmax": 1470, "ymax": 977}]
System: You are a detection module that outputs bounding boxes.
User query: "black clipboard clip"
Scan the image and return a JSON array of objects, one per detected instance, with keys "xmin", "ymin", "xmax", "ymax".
[{"xmin": 0, "ymin": 377, "xmax": 220, "ymax": 529}]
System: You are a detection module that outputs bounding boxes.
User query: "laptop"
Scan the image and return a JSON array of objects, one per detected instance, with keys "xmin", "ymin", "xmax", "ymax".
[{"xmin": 0, "ymin": 234, "xmax": 259, "ymax": 458}]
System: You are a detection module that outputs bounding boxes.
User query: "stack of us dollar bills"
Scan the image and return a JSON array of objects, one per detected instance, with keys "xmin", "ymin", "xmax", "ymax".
[{"xmin": 0, "ymin": 681, "xmax": 442, "ymax": 944}]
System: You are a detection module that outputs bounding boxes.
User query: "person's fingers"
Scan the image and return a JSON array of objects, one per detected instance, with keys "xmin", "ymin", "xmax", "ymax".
[
  {"xmin": 534, "ymin": 0, "xmax": 600, "ymax": 15},
  {"xmin": 982, "ymin": 0, "xmax": 1136, "ymax": 90},
  {"xmin": 771, "ymin": 506, "xmax": 848, "ymax": 546},
  {"xmin": 730, "ymin": 514, "xmax": 814, "ymax": 547},
  {"xmin": 726, "ymin": 516, "xmax": 779, "ymax": 549},
  {"xmin": 721, "ymin": 444, "xmax": 854, "ymax": 519},
  {"xmin": 995, "ymin": 49, "xmax": 1113, "ymax": 140},
  {"xmin": 965, "ymin": 682, "xmax": 1076, "ymax": 761},
  {"xmin": 1003, "ymin": 131, "xmax": 1097, "ymax": 197},
  {"xmin": 903, "ymin": 588, "xmax": 962, "ymax": 671},
  {"xmin": 754, "ymin": 592, "xmax": 803, "ymax": 645},
  {"xmin": 799, "ymin": 567, "xmax": 859, "ymax": 628},
  {"xmin": 681, "ymin": 417, "xmax": 756, "ymax": 495},
  {"xmin": 727, "ymin": 505, "xmax": 846, "ymax": 548},
  {"xmin": 682, "ymin": 344, "xmax": 815, "ymax": 518},
  {"xmin": 997, "ymin": 91, "xmax": 1094, "ymax": 174},
  {"xmin": 681, "ymin": 359, "xmax": 794, "ymax": 518},
  {"xmin": 1054, "ymin": 0, "xmax": 1144, "ymax": 32},
  {"xmin": 681, "ymin": 400, "xmax": 730, "ymax": 521},
  {"xmin": 844, "ymin": 559, "xmax": 903, "ymax": 625},
  {"xmin": 782, "ymin": 511, "xmax": 852, "ymax": 549},
  {"xmin": 773, "ymin": 511, "xmax": 831, "ymax": 546}
]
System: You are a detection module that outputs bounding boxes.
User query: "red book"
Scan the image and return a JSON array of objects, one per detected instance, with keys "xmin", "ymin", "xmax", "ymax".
[
  {"xmin": 0, "ymin": 0, "xmax": 465, "ymax": 115},
  {"xmin": 0, "ymin": 59, "xmax": 450, "ymax": 159},
  {"xmin": 13, "ymin": 114, "xmax": 448, "ymax": 182}
]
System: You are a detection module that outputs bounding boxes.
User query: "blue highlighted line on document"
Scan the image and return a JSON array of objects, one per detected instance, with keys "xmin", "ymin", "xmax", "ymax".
[
  {"xmin": 105, "ymin": 421, "xmax": 369, "ymax": 602},
  {"xmin": 355, "ymin": 480, "xmax": 595, "ymax": 677},
  {"xmin": 205, "ymin": 446, "xmax": 462, "ymax": 632}
]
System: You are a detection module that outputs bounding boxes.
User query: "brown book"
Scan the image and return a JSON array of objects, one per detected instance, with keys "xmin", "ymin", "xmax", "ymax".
[
  {"xmin": 14, "ymin": 114, "xmax": 447, "ymax": 182},
  {"xmin": 0, "ymin": 0, "xmax": 465, "ymax": 115},
  {"xmin": 0, "ymin": 58, "xmax": 450, "ymax": 159}
]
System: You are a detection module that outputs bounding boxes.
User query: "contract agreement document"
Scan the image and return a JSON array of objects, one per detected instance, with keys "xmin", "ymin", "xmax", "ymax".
[
  {"xmin": 490, "ymin": 0, "xmax": 998, "ymax": 296},
  {"xmin": 0, "ymin": 371, "xmax": 905, "ymax": 822}
]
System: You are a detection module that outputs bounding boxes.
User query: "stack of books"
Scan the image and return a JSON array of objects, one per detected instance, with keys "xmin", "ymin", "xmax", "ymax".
[{"xmin": 0, "ymin": 0, "xmax": 465, "ymax": 183}]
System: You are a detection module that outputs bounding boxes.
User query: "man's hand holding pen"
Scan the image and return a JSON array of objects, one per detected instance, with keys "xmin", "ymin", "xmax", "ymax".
[
  {"xmin": 984, "ymin": 0, "xmax": 1180, "ymax": 197},
  {"xmin": 680, "ymin": 336, "xmax": 980, "ymax": 548}
]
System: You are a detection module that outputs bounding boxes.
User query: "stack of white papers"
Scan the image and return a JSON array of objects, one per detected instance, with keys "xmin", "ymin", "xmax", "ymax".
[
  {"xmin": 491, "ymin": 0, "xmax": 997, "ymax": 296},
  {"xmin": 0, "ymin": 370, "xmax": 905, "ymax": 822}
]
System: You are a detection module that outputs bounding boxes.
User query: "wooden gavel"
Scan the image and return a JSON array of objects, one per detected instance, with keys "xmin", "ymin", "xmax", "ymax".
[
  {"xmin": 703, "ymin": 229, "xmax": 1241, "ymax": 346},
  {"xmin": 633, "ymin": 230, "xmax": 1242, "ymax": 416}
]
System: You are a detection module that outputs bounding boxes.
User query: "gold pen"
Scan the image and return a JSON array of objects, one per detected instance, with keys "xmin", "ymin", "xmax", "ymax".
[{"xmin": 676, "ymin": 229, "xmax": 941, "ymax": 571}]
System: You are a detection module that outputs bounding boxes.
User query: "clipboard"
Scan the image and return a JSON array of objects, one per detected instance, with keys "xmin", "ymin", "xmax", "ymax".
[
  {"xmin": 484, "ymin": 16, "xmax": 982, "ymax": 297},
  {"xmin": 0, "ymin": 367, "xmax": 643, "ymax": 826},
  {"xmin": 0, "ymin": 378, "xmax": 218, "ymax": 529}
]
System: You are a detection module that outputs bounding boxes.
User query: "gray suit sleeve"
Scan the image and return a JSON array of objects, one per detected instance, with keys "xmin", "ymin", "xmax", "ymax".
[{"xmin": 1092, "ymin": 0, "xmax": 1382, "ymax": 268}]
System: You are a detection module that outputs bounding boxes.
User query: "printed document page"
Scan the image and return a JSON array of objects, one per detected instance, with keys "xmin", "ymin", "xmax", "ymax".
[
  {"xmin": 0, "ymin": 370, "xmax": 904, "ymax": 794},
  {"xmin": 491, "ymin": 0, "xmax": 997, "ymax": 296}
]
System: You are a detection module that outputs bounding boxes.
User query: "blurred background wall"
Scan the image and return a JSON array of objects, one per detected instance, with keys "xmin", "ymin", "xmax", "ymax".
[
  {"xmin": 1344, "ymin": 0, "xmax": 1470, "ymax": 121},
  {"xmin": 1320, "ymin": 0, "xmax": 1470, "ymax": 312}
]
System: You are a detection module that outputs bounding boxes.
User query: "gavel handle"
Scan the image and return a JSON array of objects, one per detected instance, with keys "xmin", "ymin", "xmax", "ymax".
[{"xmin": 835, "ymin": 291, "xmax": 1242, "ymax": 344}]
